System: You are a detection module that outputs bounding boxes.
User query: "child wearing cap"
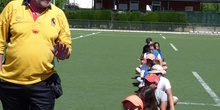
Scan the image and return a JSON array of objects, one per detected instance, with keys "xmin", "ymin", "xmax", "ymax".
[
  {"xmin": 145, "ymin": 74, "xmax": 167, "ymax": 110},
  {"xmin": 137, "ymin": 38, "xmax": 152, "ymax": 61},
  {"xmin": 148, "ymin": 65, "xmax": 178, "ymax": 110},
  {"xmin": 136, "ymin": 54, "xmax": 155, "ymax": 88},
  {"xmin": 122, "ymin": 95, "xmax": 143, "ymax": 110}
]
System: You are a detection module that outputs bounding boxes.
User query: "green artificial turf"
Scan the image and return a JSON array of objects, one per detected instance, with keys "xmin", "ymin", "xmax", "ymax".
[
  {"xmin": 53, "ymin": 30, "xmax": 220, "ymax": 110},
  {"xmin": 0, "ymin": 30, "xmax": 219, "ymax": 110}
]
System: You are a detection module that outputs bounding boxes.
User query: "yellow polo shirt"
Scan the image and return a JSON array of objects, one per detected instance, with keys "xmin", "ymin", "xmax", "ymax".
[{"xmin": 0, "ymin": 0, "xmax": 72, "ymax": 85}]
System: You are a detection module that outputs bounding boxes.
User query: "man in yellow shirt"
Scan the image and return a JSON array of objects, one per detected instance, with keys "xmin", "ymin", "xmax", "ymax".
[{"xmin": 0, "ymin": 0, "xmax": 72, "ymax": 109}]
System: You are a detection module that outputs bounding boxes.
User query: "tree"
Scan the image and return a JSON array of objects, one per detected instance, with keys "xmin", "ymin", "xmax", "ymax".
[
  {"xmin": 0, "ymin": 0, "xmax": 10, "ymax": 7},
  {"xmin": 201, "ymin": 3, "xmax": 220, "ymax": 12}
]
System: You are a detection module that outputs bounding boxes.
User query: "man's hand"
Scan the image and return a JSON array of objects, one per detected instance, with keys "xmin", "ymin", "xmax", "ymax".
[{"xmin": 51, "ymin": 41, "xmax": 70, "ymax": 60}]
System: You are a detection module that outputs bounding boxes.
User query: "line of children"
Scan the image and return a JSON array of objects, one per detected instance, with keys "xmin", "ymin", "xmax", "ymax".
[{"xmin": 122, "ymin": 38, "xmax": 178, "ymax": 110}]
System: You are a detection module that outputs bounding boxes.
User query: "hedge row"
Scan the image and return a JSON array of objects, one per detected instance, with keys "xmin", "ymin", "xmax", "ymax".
[
  {"xmin": 114, "ymin": 11, "xmax": 141, "ymax": 21},
  {"xmin": 0, "ymin": 8, "xmax": 187, "ymax": 23},
  {"xmin": 0, "ymin": 7, "xmax": 4, "ymax": 13},
  {"xmin": 114, "ymin": 11, "xmax": 187, "ymax": 23},
  {"xmin": 63, "ymin": 9, "xmax": 112, "ymax": 20},
  {"xmin": 63, "ymin": 10, "xmax": 187, "ymax": 23}
]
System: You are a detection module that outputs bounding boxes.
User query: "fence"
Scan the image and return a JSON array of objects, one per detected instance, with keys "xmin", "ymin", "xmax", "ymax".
[
  {"xmin": 186, "ymin": 11, "xmax": 220, "ymax": 24},
  {"xmin": 68, "ymin": 19, "xmax": 220, "ymax": 33}
]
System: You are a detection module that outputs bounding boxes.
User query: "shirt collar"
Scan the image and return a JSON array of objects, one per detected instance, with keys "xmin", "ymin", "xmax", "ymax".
[{"xmin": 22, "ymin": 0, "xmax": 51, "ymax": 9}]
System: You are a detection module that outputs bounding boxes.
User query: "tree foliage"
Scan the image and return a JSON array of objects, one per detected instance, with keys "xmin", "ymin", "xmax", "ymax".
[
  {"xmin": 0, "ymin": 0, "xmax": 10, "ymax": 7},
  {"xmin": 201, "ymin": 3, "xmax": 220, "ymax": 12}
]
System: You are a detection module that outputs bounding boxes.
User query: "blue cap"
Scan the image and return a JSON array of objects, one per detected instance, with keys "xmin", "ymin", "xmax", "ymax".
[{"xmin": 152, "ymin": 50, "xmax": 158, "ymax": 58}]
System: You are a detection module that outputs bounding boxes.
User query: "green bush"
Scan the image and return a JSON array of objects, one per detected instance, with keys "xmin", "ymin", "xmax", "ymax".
[
  {"xmin": 114, "ymin": 11, "xmax": 129, "ymax": 21},
  {"xmin": 141, "ymin": 12, "xmax": 159, "ymax": 22},
  {"xmin": 114, "ymin": 11, "xmax": 141, "ymax": 21},
  {"xmin": 63, "ymin": 9, "xmax": 112, "ymax": 20},
  {"xmin": 1, "ymin": 8, "xmax": 187, "ymax": 23},
  {"xmin": 129, "ymin": 11, "xmax": 141, "ymax": 21},
  {"xmin": 99, "ymin": 10, "xmax": 112, "ymax": 20},
  {"xmin": 141, "ymin": 11, "xmax": 187, "ymax": 23},
  {"xmin": 63, "ymin": 9, "xmax": 79, "ymax": 19},
  {"xmin": 0, "ymin": 7, "xmax": 4, "ymax": 13}
]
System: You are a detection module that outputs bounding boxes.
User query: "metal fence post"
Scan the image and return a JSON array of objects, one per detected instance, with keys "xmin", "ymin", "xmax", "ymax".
[
  {"xmin": 214, "ymin": 23, "xmax": 216, "ymax": 32},
  {"xmin": 88, "ymin": 20, "xmax": 90, "ymax": 28},
  {"xmin": 109, "ymin": 21, "xmax": 110, "ymax": 29},
  {"xmin": 171, "ymin": 23, "xmax": 173, "ymax": 32},
  {"xmin": 192, "ymin": 23, "xmax": 195, "ymax": 32},
  {"xmin": 150, "ymin": 22, "xmax": 152, "ymax": 31},
  {"xmin": 129, "ymin": 22, "xmax": 131, "ymax": 30}
]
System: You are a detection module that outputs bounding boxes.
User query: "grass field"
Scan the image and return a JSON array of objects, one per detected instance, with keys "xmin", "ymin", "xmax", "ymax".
[
  {"xmin": 1, "ymin": 30, "xmax": 218, "ymax": 110},
  {"xmin": 52, "ymin": 30, "xmax": 220, "ymax": 110}
]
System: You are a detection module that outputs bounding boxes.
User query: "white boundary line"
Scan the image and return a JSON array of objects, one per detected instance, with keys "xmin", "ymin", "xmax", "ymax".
[
  {"xmin": 71, "ymin": 32, "xmax": 101, "ymax": 40},
  {"xmin": 71, "ymin": 28, "xmax": 190, "ymax": 34},
  {"xmin": 162, "ymin": 36, "xmax": 166, "ymax": 39},
  {"xmin": 170, "ymin": 43, "xmax": 178, "ymax": 51},
  {"xmin": 70, "ymin": 28, "xmax": 220, "ymax": 35},
  {"xmin": 192, "ymin": 71, "xmax": 220, "ymax": 105},
  {"xmin": 178, "ymin": 102, "xmax": 220, "ymax": 107}
]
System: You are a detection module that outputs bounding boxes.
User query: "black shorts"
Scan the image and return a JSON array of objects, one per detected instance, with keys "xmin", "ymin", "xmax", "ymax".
[{"xmin": 0, "ymin": 74, "xmax": 62, "ymax": 110}]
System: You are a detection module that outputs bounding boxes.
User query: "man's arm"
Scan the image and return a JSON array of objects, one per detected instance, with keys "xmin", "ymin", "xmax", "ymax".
[
  {"xmin": 166, "ymin": 88, "xmax": 175, "ymax": 110},
  {"xmin": 53, "ymin": 10, "xmax": 72, "ymax": 60}
]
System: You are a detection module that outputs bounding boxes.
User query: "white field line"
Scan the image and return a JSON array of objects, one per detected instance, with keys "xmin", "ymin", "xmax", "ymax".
[
  {"xmin": 170, "ymin": 43, "xmax": 178, "ymax": 51},
  {"xmin": 71, "ymin": 32, "xmax": 101, "ymax": 40},
  {"xmin": 162, "ymin": 36, "xmax": 166, "ymax": 39},
  {"xmin": 178, "ymin": 102, "xmax": 220, "ymax": 107},
  {"xmin": 192, "ymin": 71, "xmax": 220, "ymax": 105}
]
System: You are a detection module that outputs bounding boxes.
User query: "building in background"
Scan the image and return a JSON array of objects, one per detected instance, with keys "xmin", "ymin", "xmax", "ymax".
[
  {"xmin": 69, "ymin": 0, "xmax": 93, "ymax": 8},
  {"xmin": 94, "ymin": 0, "xmax": 220, "ymax": 11}
]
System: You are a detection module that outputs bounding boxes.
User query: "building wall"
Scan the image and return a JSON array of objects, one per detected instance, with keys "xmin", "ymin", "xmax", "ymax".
[
  {"xmin": 167, "ymin": 2, "xmax": 200, "ymax": 11},
  {"xmin": 102, "ymin": 0, "xmax": 114, "ymax": 9},
  {"xmin": 95, "ymin": 0, "xmax": 200, "ymax": 11}
]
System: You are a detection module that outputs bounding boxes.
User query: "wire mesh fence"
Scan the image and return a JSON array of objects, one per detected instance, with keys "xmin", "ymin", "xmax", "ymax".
[{"xmin": 68, "ymin": 19, "xmax": 220, "ymax": 33}]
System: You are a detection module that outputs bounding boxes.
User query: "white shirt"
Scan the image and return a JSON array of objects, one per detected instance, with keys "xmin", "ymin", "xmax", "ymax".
[
  {"xmin": 155, "ymin": 89, "xmax": 167, "ymax": 105},
  {"xmin": 144, "ymin": 52, "xmax": 162, "ymax": 60},
  {"xmin": 156, "ymin": 54, "xmax": 162, "ymax": 60},
  {"xmin": 157, "ymin": 76, "xmax": 171, "ymax": 92}
]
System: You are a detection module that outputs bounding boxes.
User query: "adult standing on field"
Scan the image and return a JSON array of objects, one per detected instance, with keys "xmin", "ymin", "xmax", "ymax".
[
  {"xmin": 0, "ymin": 0, "xmax": 72, "ymax": 109},
  {"xmin": 137, "ymin": 38, "xmax": 152, "ymax": 61}
]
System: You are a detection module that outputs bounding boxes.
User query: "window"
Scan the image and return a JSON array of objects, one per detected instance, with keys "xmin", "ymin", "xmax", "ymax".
[
  {"xmin": 185, "ymin": 6, "xmax": 193, "ymax": 11},
  {"xmin": 96, "ymin": 0, "xmax": 102, "ymax": 3},
  {"xmin": 152, "ymin": 1, "xmax": 161, "ymax": 11},
  {"xmin": 131, "ymin": 0, "xmax": 138, "ymax": 3},
  {"xmin": 152, "ymin": 1, "xmax": 161, "ymax": 6},
  {"xmin": 130, "ymin": 0, "xmax": 139, "ymax": 10},
  {"xmin": 96, "ymin": 0, "xmax": 102, "ymax": 9},
  {"xmin": 119, "ymin": 4, "xmax": 128, "ymax": 10}
]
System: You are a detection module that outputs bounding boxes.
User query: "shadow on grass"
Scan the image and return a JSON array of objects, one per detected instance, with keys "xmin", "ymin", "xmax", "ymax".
[
  {"xmin": 132, "ymin": 82, "xmax": 139, "ymax": 87},
  {"xmin": 131, "ymin": 76, "xmax": 139, "ymax": 79}
]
